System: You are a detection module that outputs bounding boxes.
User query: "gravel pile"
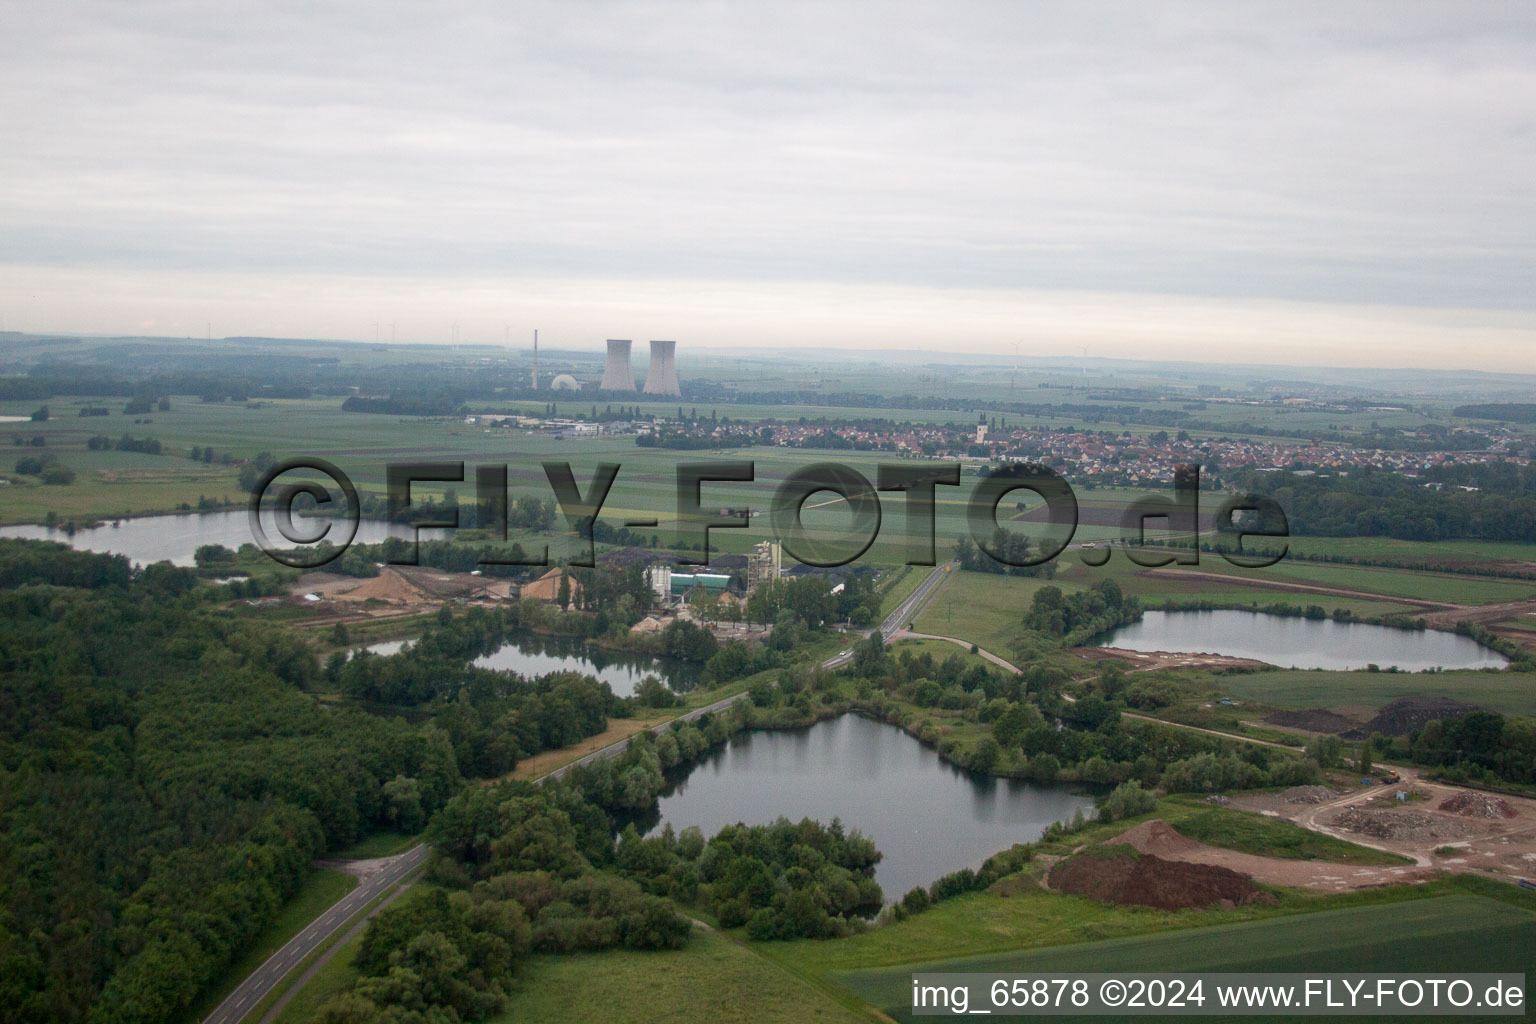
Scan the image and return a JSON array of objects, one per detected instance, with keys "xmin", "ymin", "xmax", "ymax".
[
  {"xmin": 1282, "ymin": 786, "xmax": 1336, "ymax": 804},
  {"xmin": 1330, "ymin": 807, "xmax": 1472, "ymax": 841}
]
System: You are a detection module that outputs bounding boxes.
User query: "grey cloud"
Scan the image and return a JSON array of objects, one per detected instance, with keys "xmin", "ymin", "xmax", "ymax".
[{"xmin": 1, "ymin": 0, "xmax": 1533, "ymax": 312}]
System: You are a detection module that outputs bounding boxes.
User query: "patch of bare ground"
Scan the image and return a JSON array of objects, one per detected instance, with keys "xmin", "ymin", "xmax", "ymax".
[
  {"xmin": 1328, "ymin": 807, "xmax": 1478, "ymax": 842},
  {"xmin": 1108, "ymin": 819, "xmax": 1435, "ymax": 892},
  {"xmin": 1073, "ymin": 647, "xmax": 1268, "ymax": 672},
  {"xmin": 1048, "ymin": 843, "xmax": 1274, "ymax": 911}
]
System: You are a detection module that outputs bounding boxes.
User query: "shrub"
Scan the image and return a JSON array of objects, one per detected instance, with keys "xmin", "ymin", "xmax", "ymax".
[{"xmin": 1098, "ymin": 780, "xmax": 1157, "ymax": 823}]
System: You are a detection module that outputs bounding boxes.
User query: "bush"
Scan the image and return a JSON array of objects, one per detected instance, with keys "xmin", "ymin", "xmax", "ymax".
[
  {"xmin": 1098, "ymin": 780, "xmax": 1157, "ymax": 823},
  {"xmin": 928, "ymin": 868, "xmax": 978, "ymax": 903}
]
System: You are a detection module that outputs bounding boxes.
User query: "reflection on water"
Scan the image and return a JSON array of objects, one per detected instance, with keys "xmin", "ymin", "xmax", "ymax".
[
  {"xmin": 639, "ymin": 714, "xmax": 1096, "ymax": 898},
  {"xmin": 473, "ymin": 633, "xmax": 699, "ymax": 697},
  {"xmin": 351, "ymin": 632, "xmax": 694, "ymax": 698},
  {"xmin": 0, "ymin": 510, "xmax": 416, "ymax": 567},
  {"xmin": 1100, "ymin": 609, "xmax": 1507, "ymax": 672}
]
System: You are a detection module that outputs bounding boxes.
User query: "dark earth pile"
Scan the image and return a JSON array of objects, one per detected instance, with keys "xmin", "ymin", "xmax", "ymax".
[
  {"xmin": 1048, "ymin": 845, "xmax": 1274, "ymax": 911},
  {"xmin": 1341, "ymin": 697, "xmax": 1483, "ymax": 739},
  {"xmin": 1265, "ymin": 709, "xmax": 1361, "ymax": 733}
]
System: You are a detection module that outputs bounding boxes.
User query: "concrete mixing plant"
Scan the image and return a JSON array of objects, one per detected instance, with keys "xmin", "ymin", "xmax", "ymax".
[
  {"xmin": 643, "ymin": 339, "xmax": 681, "ymax": 396},
  {"xmin": 601, "ymin": 339, "xmax": 636, "ymax": 391}
]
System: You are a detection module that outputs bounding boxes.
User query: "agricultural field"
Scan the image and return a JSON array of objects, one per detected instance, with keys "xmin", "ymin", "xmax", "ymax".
[
  {"xmin": 489, "ymin": 928, "xmax": 867, "ymax": 1024},
  {"xmin": 834, "ymin": 891, "xmax": 1536, "ymax": 1023},
  {"xmin": 1280, "ymin": 535, "xmax": 1536, "ymax": 570},
  {"xmin": 1219, "ymin": 668, "xmax": 1536, "ymax": 718}
]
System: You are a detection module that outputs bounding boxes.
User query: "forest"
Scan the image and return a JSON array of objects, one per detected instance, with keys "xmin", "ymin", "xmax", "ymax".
[
  {"xmin": 0, "ymin": 541, "xmax": 677, "ymax": 1024},
  {"xmin": 1232, "ymin": 464, "xmax": 1536, "ymax": 541}
]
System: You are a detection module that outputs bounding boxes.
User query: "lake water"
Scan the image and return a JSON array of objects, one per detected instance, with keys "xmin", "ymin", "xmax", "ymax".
[
  {"xmin": 641, "ymin": 714, "xmax": 1095, "ymax": 899},
  {"xmin": 0, "ymin": 510, "xmax": 418, "ymax": 566},
  {"xmin": 474, "ymin": 633, "xmax": 699, "ymax": 696},
  {"xmin": 1099, "ymin": 609, "xmax": 1508, "ymax": 672}
]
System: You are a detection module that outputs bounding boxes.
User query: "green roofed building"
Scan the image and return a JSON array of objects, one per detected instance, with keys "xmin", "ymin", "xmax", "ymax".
[{"xmin": 670, "ymin": 572, "xmax": 731, "ymax": 598}]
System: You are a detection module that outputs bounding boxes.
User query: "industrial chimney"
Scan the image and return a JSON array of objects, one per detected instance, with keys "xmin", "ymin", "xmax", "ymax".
[
  {"xmin": 643, "ymin": 340, "xmax": 681, "ymax": 396},
  {"xmin": 601, "ymin": 339, "xmax": 636, "ymax": 391}
]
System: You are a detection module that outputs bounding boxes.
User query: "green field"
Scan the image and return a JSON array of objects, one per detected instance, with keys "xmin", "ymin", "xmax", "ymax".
[
  {"xmin": 886, "ymin": 636, "xmax": 1008, "ymax": 673},
  {"xmin": 913, "ymin": 570, "xmax": 1078, "ymax": 653},
  {"xmin": 1221, "ymin": 668, "xmax": 1536, "ymax": 716},
  {"xmin": 1282, "ymin": 534, "xmax": 1536, "ymax": 568},
  {"xmin": 836, "ymin": 892, "xmax": 1536, "ymax": 1023},
  {"xmin": 490, "ymin": 928, "xmax": 867, "ymax": 1024}
]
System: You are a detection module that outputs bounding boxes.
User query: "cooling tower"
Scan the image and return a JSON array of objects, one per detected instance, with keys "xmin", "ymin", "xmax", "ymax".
[
  {"xmin": 643, "ymin": 340, "xmax": 681, "ymax": 396},
  {"xmin": 600, "ymin": 339, "xmax": 636, "ymax": 391}
]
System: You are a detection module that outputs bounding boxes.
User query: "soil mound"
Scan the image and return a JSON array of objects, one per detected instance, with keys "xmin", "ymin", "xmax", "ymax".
[
  {"xmin": 1048, "ymin": 844, "xmax": 1272, "ymax": 911},
  {"xmin": 1265, "ymin": 709, "xmax": 1359, "ymax": 733},
  {"xmin": 1113, "ymin": 819, "xmax": 1204, "ymax": 858},
  {"xmin": 1437, "ymin": 791, "xmax": 1517, "ymax": 819},
  {"xmin": 1341, "ymin": 697, "xmax": 1482, "ymax": 739},
  {"xmin": 1282, "ymin": 785, "xmax": 1337, "ymax": 804}
]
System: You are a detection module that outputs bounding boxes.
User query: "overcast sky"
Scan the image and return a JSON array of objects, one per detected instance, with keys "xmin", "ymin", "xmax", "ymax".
[{"xmin": 2, "ymin": 1, "xmax": 1533, "ymax": 369}]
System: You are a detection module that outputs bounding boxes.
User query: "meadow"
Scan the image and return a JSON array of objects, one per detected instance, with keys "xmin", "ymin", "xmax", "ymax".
[
  {"xmin": 835, "ymin": 891, "xmax": 1536, "ymax": 1023},
  {"xmin": 489, "ymin": 928, "xmax": 867, "ymax": 1024}
]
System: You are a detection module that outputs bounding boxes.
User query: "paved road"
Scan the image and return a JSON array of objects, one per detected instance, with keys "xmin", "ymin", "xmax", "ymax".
[
  {"xmin": 201, "ymin": 844, "xmax": 428, "ymax": 1024},
  {"xmin": 542, "ymin": 562, "xmax": 954, "ymax": 783}
]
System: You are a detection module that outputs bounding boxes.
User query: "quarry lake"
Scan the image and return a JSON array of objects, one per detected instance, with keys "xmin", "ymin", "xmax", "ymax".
[
  {"xmin": 1099, "ymin": 609, "xmax": 1508, "ymax": 672},
  {"xmin": 640, "ymin": 713, "xmax": 1096, "ymax": 899},
  {"xmin": 472, "ymin": 634, "xmax": 700, "ymax": 696},
  {"xmin": 0, "ymin": 509, "xmax": 417, "ymax": 566},
  {"xmin": 356, "ymin": 633, "xmax": 700, "ymax": 698}
]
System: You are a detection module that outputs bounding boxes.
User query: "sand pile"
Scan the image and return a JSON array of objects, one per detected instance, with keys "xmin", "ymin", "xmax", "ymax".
[
  {"xmin": 1114, "ymin": 819, "xmax": 1205, "ymax": 858},
  {"xmin": 337, "ymin": 569, "xmax": 430, "ymax": 605}
]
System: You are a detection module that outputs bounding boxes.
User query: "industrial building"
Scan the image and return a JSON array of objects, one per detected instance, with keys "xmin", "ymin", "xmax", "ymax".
[
  {"xmin": 747, "ymin": 539, "xmax": 781, "ymax": 593},
  {"xmin": 643, "ymin": 339, "xmax": 681, "ymax": 396},
  {"xmin": 646, "ymin": 564, "xmax": 733, "ymax": 607},
  {"xmin": 601, "ymin": 339, "xmax": 636, "ymax": 391}
]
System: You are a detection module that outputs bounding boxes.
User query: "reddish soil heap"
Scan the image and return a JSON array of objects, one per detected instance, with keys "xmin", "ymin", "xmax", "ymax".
[
  {"xmin": 1048, "ymin": 843, "xmax": 1274, "ymax": 911},
  {"xmin": 1437, "ymin": 791, "xmax": 1517, "ymax": 819}
]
